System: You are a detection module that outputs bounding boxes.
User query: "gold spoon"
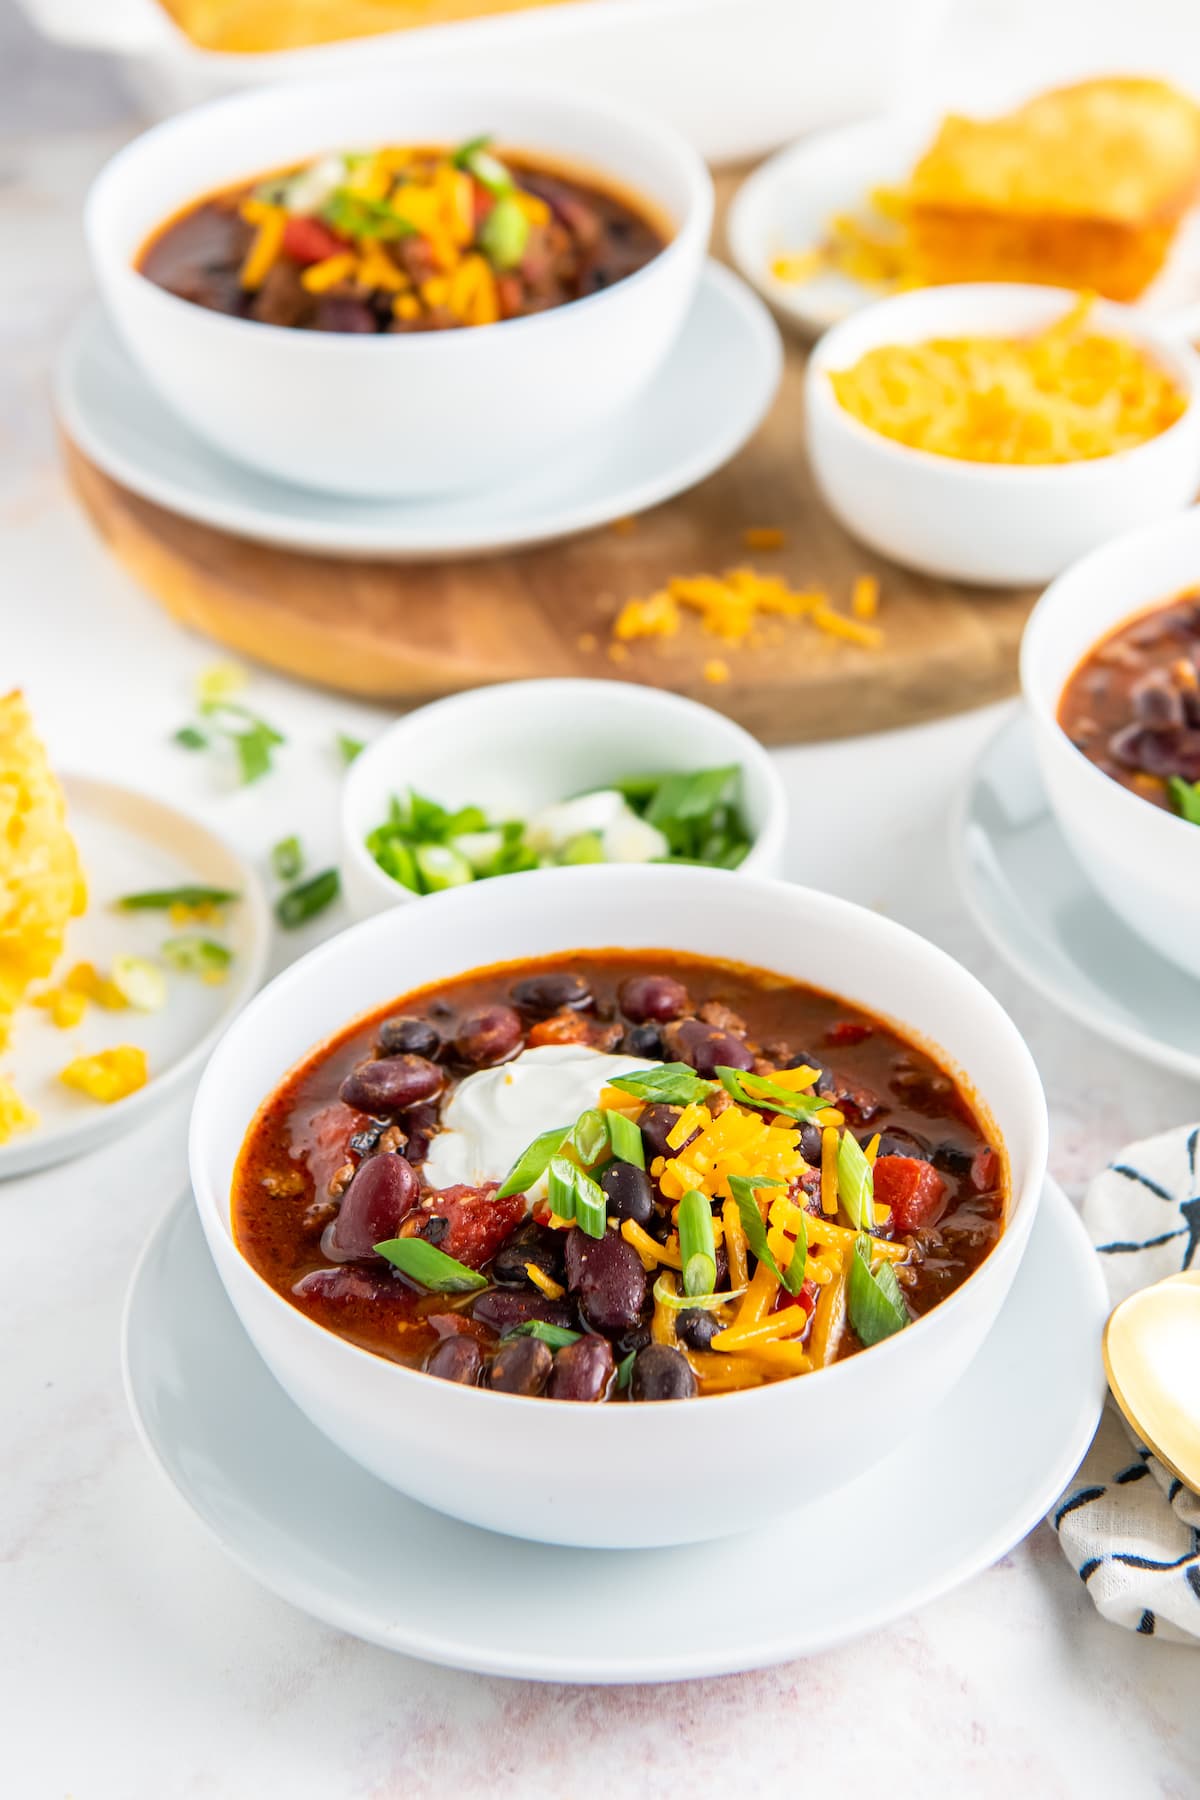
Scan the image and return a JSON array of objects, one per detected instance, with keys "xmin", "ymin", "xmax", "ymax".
[{"xmin": 1103, "ymin": 1269, "xmax": 1200, "ymax": 1492}]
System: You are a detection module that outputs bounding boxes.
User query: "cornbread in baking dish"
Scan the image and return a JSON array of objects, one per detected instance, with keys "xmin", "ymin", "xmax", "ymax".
[
  {"xmin": 906, "ymin": 78, "xmax": 1200, "ymax": 300},
  {"xmin": 158, "ymin": 0, "xmax": 575, "ymax": 54}
]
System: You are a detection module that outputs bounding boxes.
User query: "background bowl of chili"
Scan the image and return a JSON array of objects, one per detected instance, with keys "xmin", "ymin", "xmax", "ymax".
[
  {"xmin": 84, "ymin": 76, "xmax": 712, "ymax": 496},
  {"xmin": 1022, "ymin": 504, "xmax": 1200, "ymax": 979},
  {"xmin": 188, "ymin": 863, "xmax": 1047, "ymax": 1548},
  {"xmin": 339, "ymin": 679, "xmax": 788, "ymax": 918}
]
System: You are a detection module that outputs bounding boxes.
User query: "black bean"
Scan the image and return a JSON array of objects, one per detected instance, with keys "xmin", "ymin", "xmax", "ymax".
[
  {"xmin": 491, "ymin": 1220, "xmax": 566, "ymax": 1288},
  {"xmin": 630, "ymin": 1343, "xmax": 697, "ymax": 1401},
  {"xmin": 613, "ymin": 1321, "xmax": 653, "ymax": 1357},
  {"xmin": 348, "ymin": 1122, "xmax": 385, "ymax": 1157},
  {"xmin": 425, "ymin": 1337, "xmax": 483, "ymax": 1385},
  {"xmin": 510, "ymin": 972, "xmax": 593, "ymax": 1015},
  {"xmin": 640, "ymin": 1103, "xmax": 689, "ymax": 1162},
  {"xmin": 454, "ymin": 1004, "xmax": 524, "ymax": 1067},
  {"xmin": 547, "ymin": 1335, "xmax": 614, "ymax": 1401},
  {"xmin": 621, "ymin": 1022, "xmax": 665, "ymax": 1058},
  {"xmin": 619, "ymin": 974, "xmax": 690, "ymax": 1023},
  {"xmin": 566, "ymin": 1229, "xmax": 647, "ymax": 1334},
  {"xmin": 932, "ymin": 1141, "xmax": 974, "ymax": 1177},
  {"xmin": 488, "ymin": 1335, "xmax": 553, "ymax": 1395},
  {"xmin": 340, "ymin": 1054, "xmax": 444, "ymax": 1114},
  {"xmin": 598, "ymin": 1160, "xmax": 655, "ymax": 1226},
  {"xmin": 872, "ymin": 1126, "xmax": 932, "ymax": 1160},
  {"xmin": 377, "ymin": 1015, "xmax": 441, "ymax": 1058},
  {"xmin": 799, "ymin": 1123, "xmax": 823, "ymax": 1165},
  {"xmin": 324, "ymin": 1154, "xmax": 418, "ymax": 1260},
  {"xmin": 676, "ymin": 1308, "xmax": 722, "ymax": 1351},
  {"xmin": 471, "ymin": 1289, "xmax": 575, "ymax": 1334}
]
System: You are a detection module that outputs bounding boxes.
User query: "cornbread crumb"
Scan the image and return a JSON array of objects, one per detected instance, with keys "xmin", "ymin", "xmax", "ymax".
[
  {"xmin": 610, "ymin": 516, "xmax": 638, "ymax": 536},
  {"xmin": 742, "ymin": 527, "xmax": 786, "ymax": 551}
]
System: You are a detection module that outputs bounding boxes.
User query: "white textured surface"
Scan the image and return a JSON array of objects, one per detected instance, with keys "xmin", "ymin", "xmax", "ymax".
[{"xmin": 3, "ymin": 12, "xmax": 1200, "ymax": 1795}]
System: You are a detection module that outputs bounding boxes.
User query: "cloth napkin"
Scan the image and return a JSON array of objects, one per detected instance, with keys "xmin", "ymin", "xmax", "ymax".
[{"xmin": 1049, "ymin": 1125, "xmax": 1200, "ymax": 1645}]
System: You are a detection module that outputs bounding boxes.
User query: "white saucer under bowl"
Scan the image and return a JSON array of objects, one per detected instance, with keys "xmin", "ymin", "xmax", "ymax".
[
  {"xmin": 122, "ymin": 1179, "xmax": 1106, "ymax": 1682},
  {"xmin": 56, "ymin": 261, "xmax": 782, "ymax": 561},
  {"xmin": 0, "ymin": 776, "xmax": 269, "ymax": 1180},
  {"xmin": 727, "ymin": 114, "xmax": 1200, "ymax": 339},
  {"xmin": 955, "ymin": 710, "xmax": 1200, "ymax": 1082}
]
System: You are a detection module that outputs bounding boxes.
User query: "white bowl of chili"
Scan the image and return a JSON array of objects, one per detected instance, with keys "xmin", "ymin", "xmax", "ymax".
[
  {"xmin": 806, "ymin": 284, "xmax": 1200, "ymax": 587},
  {"xmin": 1021, "ymin": 505, "xmax": 1200, "ymax": 980},
  {"xmin": 189, "ymin": 864, "xmax": 1047, "ymax": 1549},
  {"xmin": 339, "ymin": 679, "xmax": 788, "ymax": 919},
  {"xmin": 84, "ymin": 77, "xmax": 712, "ymax": 497}
]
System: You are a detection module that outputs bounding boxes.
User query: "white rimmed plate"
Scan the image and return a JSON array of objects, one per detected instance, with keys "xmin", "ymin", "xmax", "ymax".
[
  {"xmin": 0, "ymin": 775, "xmax": 269, "ymax": 1179},
  {"xmin": 954, "ymin": 709, "xmax": 1200, "ymax": 1082},
  {"xmin": 55, "ymin": 261, "xmax": 782, "ymax": 560},
  {"xmin": 727, "ymin": 114, "xmax": 1200, "ymax": 339},
  {"xmin": 122, "ymin": 1177, "xmax": 1106, "ymax": 1681}
]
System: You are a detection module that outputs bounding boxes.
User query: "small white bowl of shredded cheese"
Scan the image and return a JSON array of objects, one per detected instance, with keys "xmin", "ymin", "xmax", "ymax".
[{"xmin": 340, "ymin": 678, "xmax": 786, "ymax": 919}]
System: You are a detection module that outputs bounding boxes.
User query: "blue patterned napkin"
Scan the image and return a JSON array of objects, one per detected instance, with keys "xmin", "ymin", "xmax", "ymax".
[{"xmin": 1050, "ymin": 1126, "xmax": 1200, "ymax": 1645}]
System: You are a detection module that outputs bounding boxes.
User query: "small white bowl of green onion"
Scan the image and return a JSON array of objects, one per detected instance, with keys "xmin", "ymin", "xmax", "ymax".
[{"xmin": 340, "ymin": 679, "xmax": 787, "ymax": 920}]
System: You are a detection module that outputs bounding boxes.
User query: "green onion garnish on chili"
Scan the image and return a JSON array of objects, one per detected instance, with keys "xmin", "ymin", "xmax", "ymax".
[
  {"xmin": 502, "ymin": 1320, "xmax": 580, "ymax": 1348},
  {"xmin": 846, "ymin": 1235, "xmax": 909, "ymax": 1345},
  {"xmin": 716, "ymin": 1065, "xmax": 831, "ymax": 1124},
  {"xmin": 677, "ymin": 1188, "xmax": 717, "ymax": 1297},
  {"xmin": 836, "ymin": 1130, "xmax": 875, "ymax": 1231},
  {"xmin": 725, "ymin": 1173, "xmax": 805, "ymax": 1294},
  {"xmin": 609, "ymin": 1063, "xmax": 714, "ymax": 1106},
  {"xmin": 496, "ymin": 1125, "xmax": 570, "ymax": 1199},
  {"xmin": 546, "ymin": 1155, "xmax": 607, "ymax": 1238},
  {"xmin": 374, "ymin": 1237, "xmax": 488, "ymax": 1293}
]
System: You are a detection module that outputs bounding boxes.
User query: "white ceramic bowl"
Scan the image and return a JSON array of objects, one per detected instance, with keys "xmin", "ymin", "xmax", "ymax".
[
  {"xmin": 189, "ymin": 863, "xmax": 1048, "ymax": 1548},
  {"xmin": 340, "ymin": 678, "xmax": 788, "ymax": 919},
  {"xmin": 84, "ymin": 78, "xmax": 712, "ymax": 497},
  {"xmin": 1021, "ymin": 505, "xmax": 1200, "ymax": 980},
  {"xmin": 806, "ymin": 284, "xmax": 1200, "ymax": 587}
]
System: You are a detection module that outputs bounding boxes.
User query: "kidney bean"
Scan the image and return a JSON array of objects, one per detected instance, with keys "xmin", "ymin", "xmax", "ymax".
[
  {"xmin": 547, "ymin": 1334, "xmax": 614, "ymax": 1401},
  {"xmin": 598, "ymin": 1160, "xmax": 655, "ymax": 1227},
  {"xmin": 630, "ymin": 1343, "xmax": 697, "ymax": 1401},
  {"xmin": 492, "ymin": 1220, "xmax": 566, "ymax": 1288},
  {"xmin": 675, "ymin": 1309, "xmax": 721, "ymax": 1352},
  {"xmin": 400, "ymin": 1100, "xmax": 440, "ymax": 1166},
  {"xmin": 565, "ymin": 1229, "xmax": 647, "ymax": 1334},
  {"xmin": 640, "ymin": 1103, "xmax": 691, "ymax": 1163},
  {"xmin": 377, "ymin": 1015, "xmax": 441, "ymax": 1058},
  {"xmin": 314, "ymin": 294, "xmax": 378, "ymax": 333},
  {"xmin": 425, "ymin": 1337, "xmax": 483, "ymax": 1385},
  {"xmin": 1132, "ymin": 672, "xmax": 1186, "ymax": 730},
  {"xmin": 621, "ymin": 1022, "xmax": 664, "ymax": 1058},
  {"xmin": 454, "ymin": 1004, "xmax": 524, "ymax": 1067},
  {"xmin": 292, "ymin": 1265, "xmax": 395, "ymax": 1304},
  {"xmin": 340, "ymin": 1054, "xmax": 444, "ymax": 1114},
  {"xmin": 489, "ymin": 1335, "xmax": 553, "ymax": 1396},
  {"xmin": 471, "ymin": 1289, "xmax": 575, "ymax": 1335},
  {"xmin": 510, "ymin": 972, "xmax": 593, "ymax": 1015},
  {"xmin": 618, "ymin": 974, "xmax": 689, "ymax": 1023},
  {"xmin": 666, "ymin": 1017, "xmax": 755, "ymax": 1077},
  {"xmin": 324, "ymin": 1154, "xmax": 418, "ymax": 1260}
]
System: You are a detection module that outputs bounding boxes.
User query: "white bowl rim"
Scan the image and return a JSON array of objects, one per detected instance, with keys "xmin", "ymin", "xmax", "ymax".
[
  {"xmin": 807, "ymin": 282, "xmax": 1200, "ymax": 484},
  {"xmin": 85, "ymin": 72, "xmax": 714, "ymax": 354},
  {"xmin": 1019, "ymin": 504, "xmax": 1200, "ymax": 845},
  {"xmin": 340, "ymin": 676, "xmax": 789, "ymax": 906},
  {"xmin": 189, "ymin": 863, "xmax": 1048, "ymax": 1418}
]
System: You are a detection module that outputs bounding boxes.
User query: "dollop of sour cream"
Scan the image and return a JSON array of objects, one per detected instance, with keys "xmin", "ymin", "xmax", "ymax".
[{"xmin": 422, "ymin": 1043, "xmax": 656, "ymax": 1195}]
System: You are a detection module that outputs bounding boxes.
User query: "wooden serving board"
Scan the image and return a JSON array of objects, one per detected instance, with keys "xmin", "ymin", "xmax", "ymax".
[{"xmin": 62, "ymin": 175, "xmax": 1038, "ymax": 746}]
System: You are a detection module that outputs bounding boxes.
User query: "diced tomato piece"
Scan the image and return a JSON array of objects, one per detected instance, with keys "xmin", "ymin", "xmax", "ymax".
[
  {"xmin": 873, "ymin": 1156, "xmax": 948, "ymax": 1231},
  {"xmin": 418, "ymin": 1184, "xmax": 527, "ymax": 1270},
  {"xmin": 496, "ymin": 273, "xmax": 525, "ymax": 319},
  {"xmin": 472, "ymin": 181, "xmax": 496, "ymax": 228},
  {"xmin": 825, "ymin": 1020, "xmax": 874, "ymax": 1047},
  {"xmin": 290, "ymin": 1099, "xmax": 367, "ymax": 1196},
  {"xmin": 528, "ymin": 1011, "xmax": 591, "ymax": 1047},
  {"xmin": 282, "ymin": 216, "xmax": 346, "ymax": 265},
  {"xmin": 970, "ymin": 1146, "xmax": 999, "ymax": 1192}
]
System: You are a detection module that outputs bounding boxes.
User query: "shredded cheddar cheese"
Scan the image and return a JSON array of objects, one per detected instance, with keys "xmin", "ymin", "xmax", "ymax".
[
  {"xmin": 0, "ymin": 1074, "xmax": 37, "ymax": 1143},
  {"xmin": 610, "ymin": 568, "xmax": 884, "ymax": 661},
  {"xmin": 525, "ymin": 1262, "xmax": 565, "ymax": 1301}
]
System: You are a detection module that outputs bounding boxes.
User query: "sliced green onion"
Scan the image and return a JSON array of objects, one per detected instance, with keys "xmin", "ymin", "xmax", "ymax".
[
  {"xmin": 496, "ymin": 1124, "xmax": 570, "ymax": 1199},
  {"xmin": 110, "ymin": 954, "xmax": 167, "ymax": 1013},
  {"xmin": 677, "ymin": 1189, "xmax": 716, "ymax": 1297},
  {"xmin": 502, "ymin": 1320, "xmax": 580, "ymax": 1348},
  {"xmin": 547, "ymin": 1154, "xmax": 607, "ymax": 1239},
  {"xmin": 716, "ymin": 1065, "xmax": 831, "ymax": 1124},
  {"xmin": 560, "ymin": 831, "xmax": 605, "ymax": 866},
  {"xmin": 604, "ymin": 1108, "xmax": 645, "ymax": 1168},
  {"xmin": 1168, "ymin": 776, "xmax": 1200, "ymax": 825},
  {"xmin": 836, "ymin": 1129, "xmax": 875, "ymax": 1231},
  {"xmin": 414, "ymin": 843, "xmax": 474, "ymax": 892},
  {"xmin": 374, "ymin": 1236, "xmax": 487, "ymax": 1293},
  {"xmin": 336, "ymin": 732, "xmax": 365, "ymax": 765},
  {"xmin": 609, "ymin": 1063, "xmax": 714, "ymax": 1106},
  {"xmin": 271, "ymin": 834, "xmax": 303, "ymax": 883},
  {"xmin": 781, "ymin": 1204, "xmax": 808, "ymax": 1298},
  {"xmin": 173, "ymin": 724, "xmax": 208, "ymax": 750},
  {"xmin": 275, "ymin": 868, "xmax": 339, "ymax": 929},
  {"xmin": 644, "ymin": 764, "xmax": 740, "ymax": 828},
  {"xmin": 615, "ymin": 1348, "xmax": 636, "ymax": 1390},
  {"xmin": 570, "ymin": 1107, "xmax": 609, "ymax": 1167},
  {"xmin": 846, "ymin": 1235, "xmax": 909, "ymax": 1346},
  {"xmin": 726, "ymin": 1174, "xmax": 786, "ymax": 1286},
  {"xmin": 117, "ymin": 884, "xmax": 239, "ymax": 911},
  {"xmin": 456, "ymin": 140, "xmax": 515, "ymax": 197},
  {"xmin": 479, "ymin": 193, "xmax": 530, "ymax": 269},
  {"xmin": 161, "ymin": 935, "xmax": 233, "ymax": 978},
  {"xmin": 199, "ymin": 700, "xmax": 285, "ymax": 785},
  {"xmin": 368, "ymin": 834, "xmax": 420, "ymax": 892},
  {"xmin": 652, "ymin": 1271, "xmax": 745, "ymax": 1312}
]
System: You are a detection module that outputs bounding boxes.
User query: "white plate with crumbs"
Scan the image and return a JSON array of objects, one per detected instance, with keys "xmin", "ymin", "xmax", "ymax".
[
  {"xmin": 954, "ymin": 711, "xmax": 1200, "ymax": 1082},
  {"xmin": 55, "ymin": 263, "xmax": 782, "ymax": 560},
  {"xmin": 0, "ymin": 776, "xmax": 269, "ymax": 1180},
  {"xmin": 122, "ymin": 1179, "xmax": 1106, "ymax": 1682},
  {"xmin": 727, "ymin": 114, "xmax": 1200, "ymax": 339}
]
